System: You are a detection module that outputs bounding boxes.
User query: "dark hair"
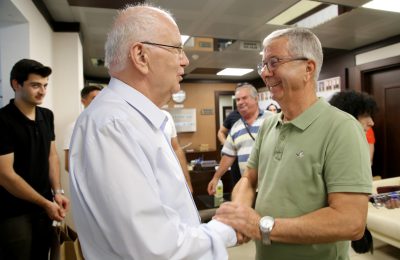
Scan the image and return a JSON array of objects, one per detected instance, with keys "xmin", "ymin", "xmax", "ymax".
[
  {"xmin": 329, "ymin": 90, "xmax": 378, "ymax": 118},
  {"xmin": 10, "ymin": 59, "xmax": 52, "ymax": 89},
  {"xmin": 81, "ymin": 85, "xmax": 103, "ymax": 99}
]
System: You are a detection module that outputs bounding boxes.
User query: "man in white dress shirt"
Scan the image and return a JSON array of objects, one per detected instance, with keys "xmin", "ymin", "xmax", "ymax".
[{"xmin": 69, "ymin": 4, "xmax": 236, "ymax": 260}]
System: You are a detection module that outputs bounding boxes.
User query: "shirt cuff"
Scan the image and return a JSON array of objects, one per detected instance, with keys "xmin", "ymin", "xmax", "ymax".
[{"xmin": 207, "ymin": 219, "xmax": 237, "ymax": 247}]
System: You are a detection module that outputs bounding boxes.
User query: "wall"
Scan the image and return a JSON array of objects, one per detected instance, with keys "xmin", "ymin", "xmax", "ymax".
[
  {"xmin": 0, "ymin": 23, "xmax": 29, "ymax": 107},
  {"xmin": 165, "ymin": 82, "xmax": 236, "ymax": 151},
  {"xmin": 52, "ymin": 32, "xmax": 84, "ymax": 227}
]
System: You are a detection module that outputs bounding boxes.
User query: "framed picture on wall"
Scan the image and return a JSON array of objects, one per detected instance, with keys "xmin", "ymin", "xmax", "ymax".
[{"xmin": 222, "ymin": 106, "xmax": 233, "ymax": 121}]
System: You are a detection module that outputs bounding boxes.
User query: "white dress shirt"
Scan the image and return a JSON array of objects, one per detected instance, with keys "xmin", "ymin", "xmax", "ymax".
[
  {"xmin": 161, "ymin": 110, "xmax": 177, "ymax": 139},
  {"xmin": 69, "ymin": 78, "xmax": 236, "ymax": 260}
]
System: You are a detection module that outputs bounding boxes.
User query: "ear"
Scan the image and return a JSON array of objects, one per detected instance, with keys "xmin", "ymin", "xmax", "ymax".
[
  {"xmin": 129, "ymin": 43, "xmax": 149, "ymax": 74},
  {"xmin": 11, "ymin": 79, "xmax": 20, "ymax": 92},
  {"xmin": 304, "ymin": 60, "xmax": 316, "ymax": 81}
]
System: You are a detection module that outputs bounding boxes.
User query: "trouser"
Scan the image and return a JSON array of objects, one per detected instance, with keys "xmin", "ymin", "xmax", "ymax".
[{"xmin": 0, "ymin": 212, "xmax": 52, "ymax": 260}]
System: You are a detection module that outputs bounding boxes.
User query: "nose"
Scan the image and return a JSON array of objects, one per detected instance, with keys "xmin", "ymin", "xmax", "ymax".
[
  {"xmin": 180, "ymin": 51, "xmax": 189, "ymax": 67},
  {"xmin": 369, "ymin": 117, "xmax": 374, "ymax": 127}
]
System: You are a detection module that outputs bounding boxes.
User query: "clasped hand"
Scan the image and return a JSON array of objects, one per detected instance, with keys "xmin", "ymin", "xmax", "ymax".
[{"xmin": 214, "ymin": 202, "xmax": 262, "ymax": 245}]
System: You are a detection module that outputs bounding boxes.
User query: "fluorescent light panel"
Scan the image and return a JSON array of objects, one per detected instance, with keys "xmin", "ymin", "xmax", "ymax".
[
  {"xmin": 217, "ymin": 68, "xmax": 253, "ymax": 76},
  {"xmin": 363, "ymin": 0, "xmax": 400, "ymax": 13},
  {"xmin": 296, "ymin": 5, "xmax": 338, "ymax": 28},
  {"xmin": 267, "ymin": 0, "xmax": 322, "ymax": 25}
]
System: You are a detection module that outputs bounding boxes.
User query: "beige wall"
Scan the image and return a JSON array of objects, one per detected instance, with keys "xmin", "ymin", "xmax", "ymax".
[{"xmin": 165, "ymin": 82, "xmax": 236, "ymax": 151}]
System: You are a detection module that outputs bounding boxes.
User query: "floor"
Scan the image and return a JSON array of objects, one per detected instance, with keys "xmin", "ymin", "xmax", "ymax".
[{"xmin": 227, "ymin": 238, "xmax": 400, "ymax": 259}]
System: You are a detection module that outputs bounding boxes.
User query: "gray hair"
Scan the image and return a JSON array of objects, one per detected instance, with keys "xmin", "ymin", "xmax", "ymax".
[
  {"xmin": 263, "ymin": 27, "xmax": 323, "ymax": 81},
  {"xmin": 104, "ymin": 4, "xmax": 174, "ymax": 73},
  {"xmin": 236, "ymin": 84, "xmax": 258, "ymax": 99}
]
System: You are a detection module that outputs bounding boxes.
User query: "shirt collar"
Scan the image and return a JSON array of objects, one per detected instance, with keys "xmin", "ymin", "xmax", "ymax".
[
  {"xmin": 278, "ymin": 98, "xmax": 328, "ymax": 130},
  {"xmin": 107, "ymin": 78, "xmax": 166, "ymax": 129}
]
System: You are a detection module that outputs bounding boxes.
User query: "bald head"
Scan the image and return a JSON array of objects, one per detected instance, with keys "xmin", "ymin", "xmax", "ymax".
[{"xmin": 104, "ymin": 4, "xmax": 176, "ymax": 73}]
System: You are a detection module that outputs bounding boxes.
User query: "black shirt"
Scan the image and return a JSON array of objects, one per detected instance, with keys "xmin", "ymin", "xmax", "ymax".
[
  {"xmin": 223, "ymin": 110, "xmax": 241, "ymax": 130},
  {"xmin": 0, "ymin": 99, "xmax": 55, "ymax": 219}
]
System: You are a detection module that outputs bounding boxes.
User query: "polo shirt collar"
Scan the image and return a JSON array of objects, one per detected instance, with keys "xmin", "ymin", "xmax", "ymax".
[
  {"xmin": 107, "ymin": 78, "xmax": 166, "ymax": 130},
  {"xmin": 278, "ymin": 98, "xmax": 328, "ymax": 131}
]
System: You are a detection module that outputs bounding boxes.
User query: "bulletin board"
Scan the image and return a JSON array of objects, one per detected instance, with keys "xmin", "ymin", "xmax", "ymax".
[{"xmin": 167, "ymin": 108, "xmax": 196, "ymax": 133}]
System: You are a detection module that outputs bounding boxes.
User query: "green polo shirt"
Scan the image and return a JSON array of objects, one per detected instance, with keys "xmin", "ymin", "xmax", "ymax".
[{"xmin": 248, "ymin": 98, "xmax": 372, "ymax": 260}]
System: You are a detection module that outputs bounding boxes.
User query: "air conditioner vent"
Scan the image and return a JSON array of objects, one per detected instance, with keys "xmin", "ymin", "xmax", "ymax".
[{"xmin": 240, "ymin": 41, "xmax": 261, "ymax": 51}]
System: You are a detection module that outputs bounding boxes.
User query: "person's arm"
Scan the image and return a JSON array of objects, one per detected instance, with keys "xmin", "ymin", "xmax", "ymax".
[
  {"xmin": 0, "ymin": 152, "xmax": 65, "ymax": 221},
  {"xmin": 48, "ymin": 141, "xmax": 70, "ymax": 214},
  {"xmin": 369, "ymin": 143, "xmax": 374, "ymax": 164},
  {"xmin": 171, "ymin": 136, "xmax": 193, "ymax": 192},
  {"xmin": 64, "ymin": 149, "xmax": 69, "ymax": 172},
  {"xmin": 217, "ymin": 125, "xmax": 229, "ymax": 145},
  {"xmin": 216, "ymin": 192, "xmax": 368, "ymax": 243},
  {"xmin": 231, "ymin": 167, "xmax": 258, "ymax": 206},
  {"xmin": 207, "ymin": 155, "xmax": 236, "ymax": 195}
]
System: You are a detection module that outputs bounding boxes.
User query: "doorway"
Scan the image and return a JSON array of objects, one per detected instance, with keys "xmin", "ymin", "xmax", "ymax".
[
  {"xmin": 355, "ymin": 56, "xmax": 400, "ymax": 178},
  {"xmin": 214, "ymin": 90, "xmax": 235, "ymax": 153}
]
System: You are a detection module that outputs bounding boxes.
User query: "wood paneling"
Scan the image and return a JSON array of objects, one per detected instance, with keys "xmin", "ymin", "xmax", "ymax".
[
  {"xmin": 360, "ymin": 59, "xmax": 400, "ymax": 178},
  {"xmin": 165, "ymin": 83, "xmax": 236, "ymax": 152}
]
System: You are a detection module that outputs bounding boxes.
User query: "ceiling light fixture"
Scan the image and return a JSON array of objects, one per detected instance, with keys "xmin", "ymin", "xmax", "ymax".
[
  {"xmin": 217, "ymin": 68, "xmax": 253, "ymax": 76},
  {"xmin": 363, "ymin": 0, "xmax": 400, "ymax": 13},
  {"xmin": 267, "ymin": 0, "xmax": 322, "ymax": 25},
  {"xmin": 266, "ymin": 0, "xmax": 340, "ymax": 28}
]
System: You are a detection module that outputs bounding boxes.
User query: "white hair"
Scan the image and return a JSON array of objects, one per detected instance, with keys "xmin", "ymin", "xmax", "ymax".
[{"xmin": 104, "ymin": 4, "xmax": 174, "ymax": 73}]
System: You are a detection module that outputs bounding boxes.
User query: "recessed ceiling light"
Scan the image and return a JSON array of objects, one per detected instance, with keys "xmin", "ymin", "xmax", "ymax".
[
  {"xmin": 217, "ymin": 68, "xmax": 253, "ymax": 76},
  {"xmin": 363, "ymin": 0, "xmax": 400, "ymax": 13}
]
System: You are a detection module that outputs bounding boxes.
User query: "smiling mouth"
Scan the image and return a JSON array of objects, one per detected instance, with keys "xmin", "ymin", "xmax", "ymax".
[{"xmin": 267, "ymin": 81, "xmax": 281, "ymax": 88}]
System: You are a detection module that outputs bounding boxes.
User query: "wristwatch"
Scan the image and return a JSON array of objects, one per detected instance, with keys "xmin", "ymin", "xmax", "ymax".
[
  {"xmin": 52, "ymin": 189, "xmax": 65, "ymax": 195},
  {"xmin": 259, "ymin": 216, "xmax": 275, "ymax": 245}
]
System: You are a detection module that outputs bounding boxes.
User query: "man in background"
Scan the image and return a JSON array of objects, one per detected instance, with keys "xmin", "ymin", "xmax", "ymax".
[
  {"xmin": 208, "ymin": 83, "xmax": 272, "ymax": 195},
  {"xmin": 0, "ymin": 59, "xmax": 69, "ymax": 259},
  {"xmin": 215, "ymin": 28, "xmax": 372, "ymax": 260},
  {"xmin": 69, "ymin": 4, "xmax": 236, "ymax": 259},
  {"xmin": 63, "ymin": 85, "xmax": 102, "ymax": 172}
]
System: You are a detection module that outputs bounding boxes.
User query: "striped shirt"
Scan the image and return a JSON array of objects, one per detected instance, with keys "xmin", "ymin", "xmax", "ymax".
[{"xmin": 222, "ymin": 110, "xmax": 272, "ymax": 175}]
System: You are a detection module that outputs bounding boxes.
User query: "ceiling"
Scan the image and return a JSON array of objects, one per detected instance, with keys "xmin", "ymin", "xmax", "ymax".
[{"xmin": 13, "ymin": 0, "xmax": 400, "ymax": 81}]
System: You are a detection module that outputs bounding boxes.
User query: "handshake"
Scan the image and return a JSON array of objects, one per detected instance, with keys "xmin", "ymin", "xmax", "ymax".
[{"xmin": 213, "ymin": 202, "xmax": 264, "ymax": 245}]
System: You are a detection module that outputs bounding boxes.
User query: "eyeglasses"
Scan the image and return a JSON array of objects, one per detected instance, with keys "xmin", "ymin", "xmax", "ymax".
[
  {"xmin": 140, "ymin": 41, "xmax": 184, "ymax": 57},
  {"xmin": 257, "ymin": 57, "xmax": 308, "ymax": 75}
]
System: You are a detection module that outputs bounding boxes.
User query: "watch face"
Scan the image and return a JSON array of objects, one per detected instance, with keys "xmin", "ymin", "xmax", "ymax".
[
  {"xmin": 260, "ymin": 216, "xmax": 274, "ymax": 232},
  {"xmin": 172, "ymin": 90, "xmax": 186, "ymax": 103}
]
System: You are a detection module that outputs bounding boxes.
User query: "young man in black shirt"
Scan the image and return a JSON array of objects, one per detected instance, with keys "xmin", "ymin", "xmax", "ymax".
[{"xmin": 0, "ymin": 59, "xmax": 70, "ymax": 259}]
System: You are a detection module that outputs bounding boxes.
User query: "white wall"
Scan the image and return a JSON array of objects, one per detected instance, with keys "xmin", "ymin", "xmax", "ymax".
[
  {"xmin": 0, "ymin": 23, "xmax": 29, "ymax": 107},
  {"xmin": 52, "ymin": 32, "xmax": 84, "ymax": 226}
]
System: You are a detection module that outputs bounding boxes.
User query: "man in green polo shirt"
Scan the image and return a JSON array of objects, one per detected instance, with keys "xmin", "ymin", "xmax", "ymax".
[{"xmin": 215, "ymin": 28, "xmax": 372, "ymax": 260}]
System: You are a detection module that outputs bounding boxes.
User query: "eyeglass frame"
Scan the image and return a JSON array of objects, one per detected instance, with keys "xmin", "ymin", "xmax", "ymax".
[
  {"xmin": 257, "ymin": 57, "xmax": 308, "ymax": 75},
  {"xmin": 140, "ymin": 41, "xmax": 184, "ymax": 56}
]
